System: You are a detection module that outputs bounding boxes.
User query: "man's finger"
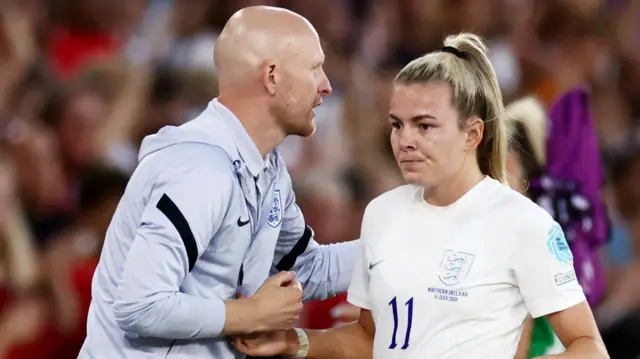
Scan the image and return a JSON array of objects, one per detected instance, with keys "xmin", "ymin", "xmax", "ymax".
[
  {"xmin": 233, "ymin": 336, "xmax": 248, "ymax": 351},
  {"xmin": 287, "ymin": 280, "xmax": 302, "ymax": 292},
  {"xmin": 270, "ymin": 270, "xmax": 296, "ymax": 286}
]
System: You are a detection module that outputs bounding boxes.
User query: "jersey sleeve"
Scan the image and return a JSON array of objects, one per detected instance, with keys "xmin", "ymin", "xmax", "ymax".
[
  {"xmin": 113, "ymin": 144, "xmax": 234, "ymax": 339},
  {"xmin": 347, "ymin": 206, "xmax": 373, "ymax": 310},
  {"xmin": 346, "ymin": 237, "xmax": 371, "ymax": 310},
  {"xmin": 509, "ymin": 210, "xmax": 586, "ymax": 318}
]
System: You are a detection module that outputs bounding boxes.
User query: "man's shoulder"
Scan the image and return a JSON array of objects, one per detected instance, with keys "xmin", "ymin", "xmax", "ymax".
[
  {"xmin": 131, "ymin": 143, "xmax": 237, "ymax": 200},
  {"xmin": 142, "ymin": 143, "xmax": 234, "ymax": 175}
]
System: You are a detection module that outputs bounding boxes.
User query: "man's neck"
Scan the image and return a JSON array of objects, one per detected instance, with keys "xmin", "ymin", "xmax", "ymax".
[{"xmin": 218, "ymin": 95, "xmax": 285, "ymax": 157}]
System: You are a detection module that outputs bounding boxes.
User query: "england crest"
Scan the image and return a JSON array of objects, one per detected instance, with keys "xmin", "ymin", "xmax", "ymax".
[
  {"xmin": 266, "ymin": 189, "xmax": 283, "ymax": 228},
  {"xmin": 438, "ymin": 250, "xmax": 475, "ymax": 286}
]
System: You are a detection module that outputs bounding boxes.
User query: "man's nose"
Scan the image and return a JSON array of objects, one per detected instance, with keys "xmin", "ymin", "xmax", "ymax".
[{"xmin": 319, "ymin": 73, "xmax": 332, "ymax": 96}]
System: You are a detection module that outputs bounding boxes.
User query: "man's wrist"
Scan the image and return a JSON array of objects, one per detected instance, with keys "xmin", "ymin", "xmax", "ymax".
[
  {"xmin": 223, "ymin": 298, "xmax": 263, "ymax": 334},
  {"xmin": 241, "ymin": 297, "xmax": 266, "ymax": 332}
]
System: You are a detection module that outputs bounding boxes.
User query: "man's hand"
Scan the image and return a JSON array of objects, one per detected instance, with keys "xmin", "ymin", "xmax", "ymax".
[
  {"xmin": 233, "ymin": 329, "xmax": 299, "ymax": 357},
  {"xmin": 249, "ymin": 271, "xmax": 303, "ymax": 332},
  {"xmin": 225, "ymin": 271, "xmax": 304, "ymax": 334}
]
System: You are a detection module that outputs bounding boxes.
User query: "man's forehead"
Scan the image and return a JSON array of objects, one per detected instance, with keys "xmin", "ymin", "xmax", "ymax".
[
  {"xmin": 308, "ymin": 33, "xmax": 325, "ymax": 60},
  {"xmin": 282, "ymin": 35, "xmax": 324, "ymax": 63}
]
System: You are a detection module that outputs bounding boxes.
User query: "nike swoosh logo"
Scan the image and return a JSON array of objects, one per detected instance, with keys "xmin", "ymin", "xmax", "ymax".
[
  {"xmin": 237, "ymin": 217, "xmax": 250, "ymax": 227},
  {"xmin": 368, "ymin": 260, "xmax": 383, "ymax": 270}
]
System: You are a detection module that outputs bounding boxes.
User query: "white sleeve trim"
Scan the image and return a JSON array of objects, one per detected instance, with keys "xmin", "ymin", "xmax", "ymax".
[{"xmin": 347, "ymin": 292, "xmax": 371, "ymax": 310}]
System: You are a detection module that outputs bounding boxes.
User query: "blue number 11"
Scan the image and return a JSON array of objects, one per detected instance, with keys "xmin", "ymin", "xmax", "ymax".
[{"xmin": 388, "ymin": 296, "xmax": 414, "ymax": 350}]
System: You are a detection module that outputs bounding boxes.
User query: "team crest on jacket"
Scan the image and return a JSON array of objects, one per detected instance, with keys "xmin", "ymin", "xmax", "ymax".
[
  {"xmin": 438, "ymin": 250, "xmax": 475, "ymax": 286},
  {"xmin": 266, "ymin": 189, "xmax": 283, "ymax": 228}
]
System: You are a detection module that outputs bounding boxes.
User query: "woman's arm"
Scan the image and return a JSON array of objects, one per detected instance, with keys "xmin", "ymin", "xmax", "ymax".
[
  {"xmin": 540, "ymin": 301, "xmax": 609, "ymax": 359},
  {"xmin": 514, "ymin": 316, "xmax": 533, "ymax": 359},
  {"xmin": 233, "ymin": 308, "xmax": 375, "ymax": 359},
  {"xmin": 303, "ymin": 308, "xmax": 374, "ymax": 359}
]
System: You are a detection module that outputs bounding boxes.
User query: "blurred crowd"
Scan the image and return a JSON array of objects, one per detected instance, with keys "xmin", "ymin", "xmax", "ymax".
[{"xmin": 0, "ymin": 0, "xmax": 640, "ymax": 358}]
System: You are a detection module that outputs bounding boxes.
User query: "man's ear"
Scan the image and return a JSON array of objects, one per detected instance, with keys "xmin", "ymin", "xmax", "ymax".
[
  {"xmin": 466, "ymin": 116, "xmax": 484, "ymax": 150},
  {"xmin": 261, "ymin": 61, "xmax": 278, "ymax": 95}
]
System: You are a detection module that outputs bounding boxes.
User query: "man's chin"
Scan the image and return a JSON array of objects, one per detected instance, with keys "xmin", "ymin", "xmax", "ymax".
[
  {"xmin": 296, "ymin": 120, "xmax": 316, "ymax": 138},
  {"xmin": 284, "ymin": 115, "xmax": 317, "ymax": 137},
  {"xmin": 307, "ymin": 120, "xmax": 317, "ymax": 137}
]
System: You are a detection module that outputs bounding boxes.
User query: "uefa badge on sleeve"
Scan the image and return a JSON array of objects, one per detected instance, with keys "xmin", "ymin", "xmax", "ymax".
[
  {"xmin": 546, "ymin": 223, "xmax": 573, "ymax": 264},
  {"xmin": 266, "ymin": 189, "xmax": 283, "ymax": 228}
]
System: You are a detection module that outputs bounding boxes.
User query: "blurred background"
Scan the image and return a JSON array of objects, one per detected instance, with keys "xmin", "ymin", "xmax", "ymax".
[{"xmin": 0, "ymin": 0, "xmax": 639, "ymax": 358}]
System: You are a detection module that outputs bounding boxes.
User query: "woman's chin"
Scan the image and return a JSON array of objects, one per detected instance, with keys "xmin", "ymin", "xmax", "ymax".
[{"xmin": 401, "ymin": 171, "xmax": 423, "ymax": 185}]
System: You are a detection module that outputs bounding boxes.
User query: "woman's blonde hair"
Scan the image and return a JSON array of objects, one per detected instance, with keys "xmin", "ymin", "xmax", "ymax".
[{"xmin": 394, "ymin": 33, "xmax": 509, "ymax": 184}]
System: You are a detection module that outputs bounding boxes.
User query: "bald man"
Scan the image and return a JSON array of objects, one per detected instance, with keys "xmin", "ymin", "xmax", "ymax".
[{"xmin": 78, "ymin": 6, "xmax": 359, "ymax": 359}]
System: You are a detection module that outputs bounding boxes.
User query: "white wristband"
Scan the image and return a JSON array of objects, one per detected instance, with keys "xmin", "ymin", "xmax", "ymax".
[{"xmin": 293, "ymin": 328, "xmax": 309, "ymax": 358}]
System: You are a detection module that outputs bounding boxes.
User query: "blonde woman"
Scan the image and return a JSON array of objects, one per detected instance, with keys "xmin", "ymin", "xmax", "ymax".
[{"xmin": 233, "ymin": 33, "xmax": 608, "ymax": 359}]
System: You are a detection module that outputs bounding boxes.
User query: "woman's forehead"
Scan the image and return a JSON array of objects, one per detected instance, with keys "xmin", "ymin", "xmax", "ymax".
[{"xmin": 390, "ymin": 83, "xmax": 456, "ymax": 119}]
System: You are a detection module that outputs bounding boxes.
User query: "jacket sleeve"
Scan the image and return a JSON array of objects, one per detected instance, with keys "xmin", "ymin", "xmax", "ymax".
[
  {"xmin": 272, "ymin": 166, "xmax": 359, "ymax": 301},
  {"xmin": 113, "ymin": 144, "xmax": 235, "ymax": 339}
]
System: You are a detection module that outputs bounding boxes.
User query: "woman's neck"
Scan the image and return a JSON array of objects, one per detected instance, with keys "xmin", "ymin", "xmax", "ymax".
[{"xmin": 423, "ymin": 164, "xmax": 485, "ymax": 207}]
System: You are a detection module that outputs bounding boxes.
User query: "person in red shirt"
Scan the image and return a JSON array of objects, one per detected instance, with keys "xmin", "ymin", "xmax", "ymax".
[
  {"xmin": 301, "ymin": 293, "xmax": 360, "ymax": 330},
  {"xmin": 43, "ymin": 165, "xmax": 128, "ymax": 357},
  {"xmin": 46, "ymin": 0, "xmax": 145, "ymax": 79}
]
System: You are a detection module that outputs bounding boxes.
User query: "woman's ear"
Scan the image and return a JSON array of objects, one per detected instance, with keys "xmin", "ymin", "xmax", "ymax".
[{"xmin": 465, "ymin": 116, "xmax": 484, "ymax": 150}]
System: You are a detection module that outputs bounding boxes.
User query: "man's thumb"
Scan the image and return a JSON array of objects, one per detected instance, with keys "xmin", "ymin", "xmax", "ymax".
[{"xmin": 271, "ymin": 271, "xmax": 296, "ymax": 286}]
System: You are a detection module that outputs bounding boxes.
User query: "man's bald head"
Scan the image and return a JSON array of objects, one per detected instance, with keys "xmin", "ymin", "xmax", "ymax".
[
  {"xmin": 214, "ymin": 6, "xmax": 332, "ymax": 143},
  {"xmin": 214, "ymin": 6, "xmax": 320, "ymax": 87}
]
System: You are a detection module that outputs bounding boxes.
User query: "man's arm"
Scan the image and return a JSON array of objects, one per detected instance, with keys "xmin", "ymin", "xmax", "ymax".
[
  {"xmin": 113, "ymin": 144, "xmax": 255, "ymax": 339},
  {"xmin": 272, "ymin": 164, "xmax": 359, "ymax": 301},
  {"xmin": 274, "ymin": 222, "xmax": 360, "ymax": 301}
]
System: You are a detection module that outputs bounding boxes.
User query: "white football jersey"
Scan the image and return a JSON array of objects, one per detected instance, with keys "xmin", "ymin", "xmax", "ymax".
[{"xmin": 347, "ymin": 177, "xmax": 585, "ymax": 359}]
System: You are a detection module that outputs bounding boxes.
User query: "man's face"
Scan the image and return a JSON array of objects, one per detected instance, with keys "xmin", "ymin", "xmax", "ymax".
[{"xmin": 272, "ymin": 33, "xmax": 332, "ymax": 137}]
